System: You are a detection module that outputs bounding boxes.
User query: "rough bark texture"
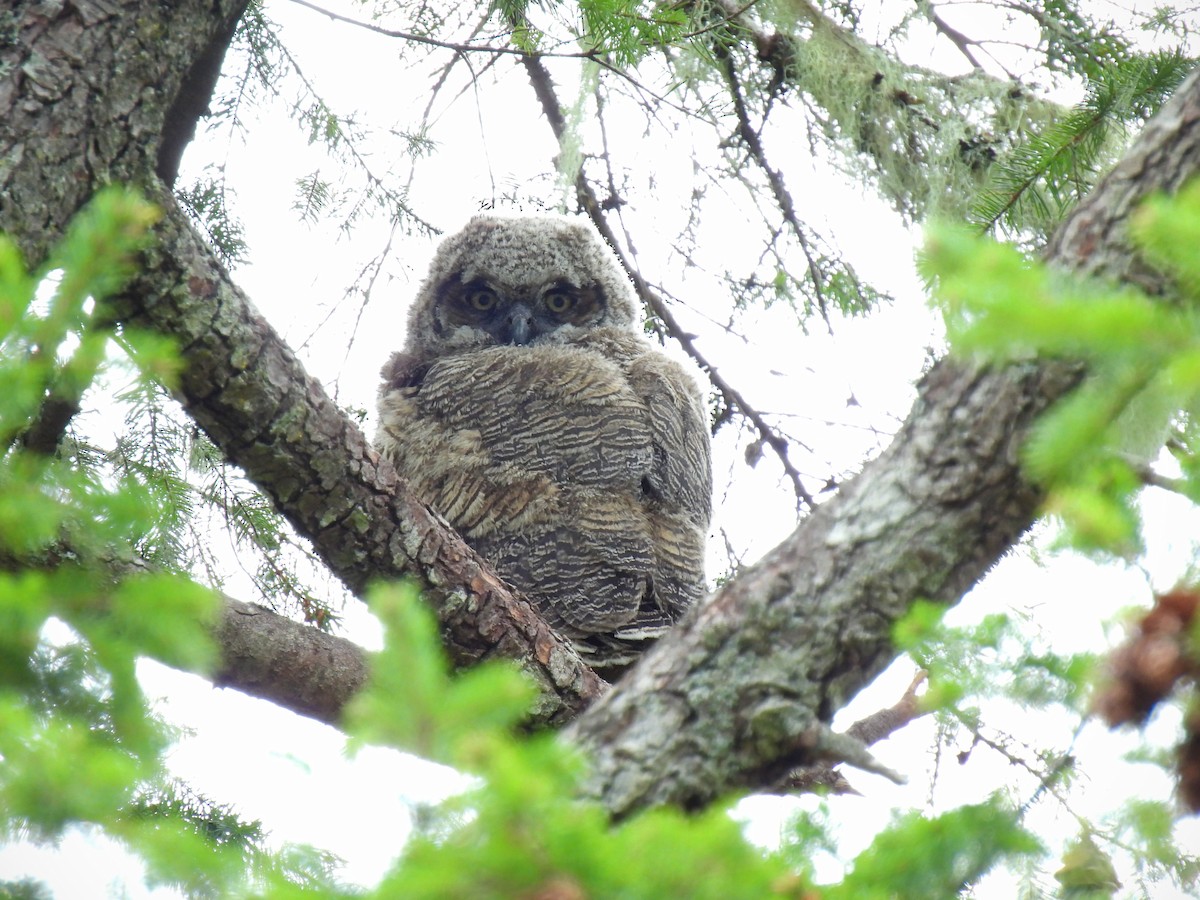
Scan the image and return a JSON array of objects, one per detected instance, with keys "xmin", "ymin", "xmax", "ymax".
[
  {"xmin": 214, "ymin": 597, "xmax": 369, "ymax": 725},
  {"xmin": 3, "ymin": 1, "xmax": 1199, "ymax": 816},
  {"xmin": 0, "ymin": 0, "xmax": 603, "ymax": 728}
]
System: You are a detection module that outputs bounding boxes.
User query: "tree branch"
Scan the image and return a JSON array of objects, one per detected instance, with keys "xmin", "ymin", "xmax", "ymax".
[
  {"xmin": 19, "ymin": 386, "xmax": 83, "ymax": 457},
  {"xmin": 213, "ymin": 595, "xmax": 369, "ymax": 724},
  {"xmin": 715, "ymin": 0, "xmax": 1060, "ymax": 220},
  {"xmin": 565, "ymin": 70, "xmax": 1200, "ymax": 816},
  {"xmin": 721, "ymin": 51, "xmax": 834, "ymax": 329},
  {"xmin": 783, "ymin": 670, "xmax": 928, "ymax": 794},
  {"xmin": 922, "ymin": 3, "xmax": 986, "ymax": 71}
]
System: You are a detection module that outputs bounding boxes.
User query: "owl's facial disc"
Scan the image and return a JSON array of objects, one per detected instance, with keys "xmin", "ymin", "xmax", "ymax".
[{"xmin": 436, "ymin": 276, "xmax": 607, "ymax": 346}]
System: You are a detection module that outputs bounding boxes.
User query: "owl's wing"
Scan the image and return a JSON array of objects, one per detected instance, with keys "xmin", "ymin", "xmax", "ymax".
[
  {"xmin": 626, "ymin": 352, "xmax": 713, "ymax": 623},
  {"xmin": 378, "ymin": 350, "xmax": 423, "ymax": 392},
  {"xmin": 375, "ymin": 343, "xmax": 712, "ymax": 679},
  {"xmin": 414, "ymin": 347, "xmax": 659, "ymax": 637}
]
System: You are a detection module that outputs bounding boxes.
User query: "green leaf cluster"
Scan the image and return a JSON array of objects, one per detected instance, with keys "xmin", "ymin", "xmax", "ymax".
[
  {"xmin": 339, "ymin": 584, "xmax": 1058, "ymax": 898},
  {"xmin": 891, "ymin": 601, "xmax": 1200, "ymax": 894},
  {"xmin": 104, "ymin": 375, "xmax": 337, "ymax": 628},
  {"xmin": 1054, "ymin": 828, "xmax": 1120, "ymax": 897},
  {"xmin": 342, "ymin": 582, "xmax": 808, "ymax": 898},
  {"xmin": 930, "ymin": 179, "xmax": 1200, "ymax": 553},
  {"xmin": 830, "ymin": 797, "xmax": 1042, "ymax": 899},
  {"xmin": 0, "ymin": 189, "xmax": 345, "ymax": 897},
  {"xmin": 176, "ymin": 171, "xmax": 249, "ymax": 267},
  {"xmin": 491, "ymin": 0, "xmax": 686, "ymax": 66},
  {"xmin": 895, "ymin": 601, "xmax": 1096, "ymax": 716}
]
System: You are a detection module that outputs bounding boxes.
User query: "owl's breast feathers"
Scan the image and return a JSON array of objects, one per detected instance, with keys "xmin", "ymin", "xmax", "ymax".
[{"xmin": 375, "ymin": 330, "xmax": 711, "ymax": 677}]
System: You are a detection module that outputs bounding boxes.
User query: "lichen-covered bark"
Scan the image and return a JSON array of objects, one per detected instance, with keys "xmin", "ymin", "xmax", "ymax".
[
  {"xmin": 567, "ymin": 69, "xmax": 1200, "ymax": 816},
  {"xmin": 0, "ymin": 0, "xmax": 603, "ymax": 727},
  {"xmin": 0, "ymin": 0, "xmax": 229, "ymax": 265}
]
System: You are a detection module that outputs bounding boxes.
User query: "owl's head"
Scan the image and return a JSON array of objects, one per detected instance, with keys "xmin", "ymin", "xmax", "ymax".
[{"xmin": 406, "ymin": 215, "xmax": 640, "ymax": 355}]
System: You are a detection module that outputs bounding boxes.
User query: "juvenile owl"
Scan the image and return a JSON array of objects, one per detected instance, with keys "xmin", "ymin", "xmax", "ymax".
[{"xmin": 374, "ymin": 215, "xmax": 711, "ymax": 679}]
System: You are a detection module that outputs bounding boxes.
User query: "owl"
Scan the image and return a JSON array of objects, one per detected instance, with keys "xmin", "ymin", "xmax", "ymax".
[{"xmin": 374, "ymin": 215, "xmax": 711, "ymax": 679}]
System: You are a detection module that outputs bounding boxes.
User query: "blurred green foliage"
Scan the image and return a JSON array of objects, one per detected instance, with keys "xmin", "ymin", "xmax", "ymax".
[
  {"xmin": 930, "ymin": 178, "xmax": 1200, "ymax": 555},
  {"xmin": 0, "ymin": 188, "xmax": 344, "ymax": 896},
  {"xmin": 346, "ymin": 584, "xmax": 1045, "ymax": 899}
]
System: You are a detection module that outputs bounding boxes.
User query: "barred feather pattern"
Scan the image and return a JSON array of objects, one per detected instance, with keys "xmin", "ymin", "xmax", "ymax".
[{"xmin": 374, "ymin": 215, "xmax": 711, "ymax": 678}]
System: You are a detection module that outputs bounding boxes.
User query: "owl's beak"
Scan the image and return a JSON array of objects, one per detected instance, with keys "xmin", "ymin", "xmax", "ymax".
[{"xmin": 507, "ymin": 304, "xmax": 535, "ymax": 345}]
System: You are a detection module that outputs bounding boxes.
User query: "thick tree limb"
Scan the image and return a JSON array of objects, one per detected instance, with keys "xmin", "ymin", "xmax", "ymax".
[{"xmin": 214, "ymin": 596, "xmax": 369, "ymax": 724}]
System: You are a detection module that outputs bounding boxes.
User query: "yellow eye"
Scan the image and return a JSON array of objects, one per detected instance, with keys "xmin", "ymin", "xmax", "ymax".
[
  {"xmin": 466, "ymin": 288, "xmax": 498, "ymax": 311},
  {"xmin": 543, "ymin": 289, "xmax": 575, "ymax": 315}
]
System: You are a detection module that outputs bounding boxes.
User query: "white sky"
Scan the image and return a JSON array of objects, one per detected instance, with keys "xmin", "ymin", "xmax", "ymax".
[{"xmin": 3, "ymin": 0, "xmax": 1200, "ymax": 896}]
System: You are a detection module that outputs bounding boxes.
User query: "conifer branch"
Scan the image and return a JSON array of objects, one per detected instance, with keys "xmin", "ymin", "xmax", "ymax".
[{"xmin": 971, "ymin": 51, "xmax": 1194, "ymax": 236}]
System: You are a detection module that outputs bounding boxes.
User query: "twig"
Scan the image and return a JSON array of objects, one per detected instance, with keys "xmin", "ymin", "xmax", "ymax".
[
  {"xmin": 952, "ymin": 709, "xmax": 1076, "ymax": 812},
  {"xmin": 287, "ymin": 0, "xmax": 595, "ymax": 60},
  {"xmin": 721, "ymin": 53, "xmax": 833, "ymax": 331},
  {"xmin": 923, "ymin": 3, "xmax": 985, "ymax": 71},
  {"xmin": 677, "ymin": 0, "xmax": 765, "ymax": 42},
  {"xmin": 268, "ymin": 35, "xmax": 440, "ymax": 235},
  {"xmin": 783, "ymin": 670, "xmax": 929, "ymax": 794}
]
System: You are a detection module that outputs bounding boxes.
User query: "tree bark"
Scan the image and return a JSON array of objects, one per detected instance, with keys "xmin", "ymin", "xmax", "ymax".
[
  {"xmin": 3, "ymin": 1, "xmax": 1197, "ymax": 816},
  {"xmin": 214, "ymin": 596, "xmax": 370, "ymax": 725}
]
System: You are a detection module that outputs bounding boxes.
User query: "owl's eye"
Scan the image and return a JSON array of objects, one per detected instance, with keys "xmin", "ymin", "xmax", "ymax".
[
  {"xmin": 543, "ymin": 288, "xmax": 576, "ymax": 315},
  {"xmin": 466, "ymin": 287, "xmax": 499, "ymax": 311}
]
